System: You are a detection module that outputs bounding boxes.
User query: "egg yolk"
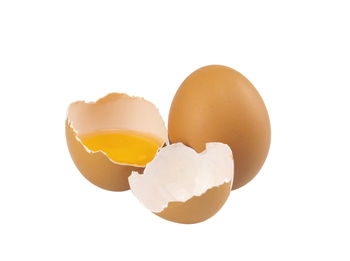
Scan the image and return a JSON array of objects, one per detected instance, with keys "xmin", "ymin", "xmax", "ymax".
[{"xmin": 80, "ymin": 130, "xmax": 162, "ymax": 166}]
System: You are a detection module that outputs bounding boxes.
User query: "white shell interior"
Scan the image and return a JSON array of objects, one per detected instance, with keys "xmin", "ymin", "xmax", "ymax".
[
  {"xmin": 66, "ymin": 93, "xmax": 167, "ymax": 142},
  {"xmin": 129, "ymin": 142, "xmax": 234, "ymax": 213}
]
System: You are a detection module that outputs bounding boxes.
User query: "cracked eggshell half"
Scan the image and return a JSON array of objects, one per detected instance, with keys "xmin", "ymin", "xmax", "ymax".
[
  {"xmin": 66, "ymin": 93, "xmax": 167, "ymax": 191},
  {"xmin": 129, "ymin": 142, "xmax": 234, "ymax": 224}
]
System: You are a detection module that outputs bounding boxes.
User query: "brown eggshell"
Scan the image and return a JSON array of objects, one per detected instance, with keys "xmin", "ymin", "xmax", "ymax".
[
  {"xmin": 66, "ymin": 120, "xmax": 142, "ymax": 191},
  {"xmin": 129, "ymin": 142, "xmax": 233, "ymax": 224},
  {"xmin": 155, "ymin": 181, "xmax": 232, "ymax": 224},
  {"xmin": 66, "ymin": 93, "xmax": 167, "ymax": 191},
  {"xmin": 168, "ymin": 65, "xmax": 271, "ymax": 190}
]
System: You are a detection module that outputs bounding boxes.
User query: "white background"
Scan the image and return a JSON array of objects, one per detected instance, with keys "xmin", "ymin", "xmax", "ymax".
[{"xmin": 1, "ymin": 0, "xmax": 349, "ymax": 260}]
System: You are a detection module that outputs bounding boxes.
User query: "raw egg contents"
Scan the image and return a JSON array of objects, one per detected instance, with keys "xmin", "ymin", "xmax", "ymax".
[
  {"xmin": 80, "ymin": 130, "xmax": 162, "ymax": 166},
  {"xmin": 66, "ymin": 93, "xmax": 167, "ymax": 191}
]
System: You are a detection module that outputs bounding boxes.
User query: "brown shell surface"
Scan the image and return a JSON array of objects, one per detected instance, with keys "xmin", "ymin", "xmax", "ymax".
[
  {"xmin": 66, "ymin": 93, "xmax": 167, "ymax": 191},
  {"xmin": 155, "ymin": 181, "xmax": 232, "ymax": 224},
  {"xmin": 168, "ymin": 65, "xmax": 271, "ymax": 190},
  {"xmin": 66, "ymin": 120, "xmax": 143, "ymax": 191}
]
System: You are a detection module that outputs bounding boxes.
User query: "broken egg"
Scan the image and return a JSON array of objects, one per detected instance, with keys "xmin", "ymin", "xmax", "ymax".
[
  {"xmin": 66, "ymin": 93, "xmax": 167, "ymax": 191},
  {"xmin": 168, "ymin": 65, "xmax": 271, "ymax": 190},
  {"xmin": 129, "ymin": 142, "xmax": 234, "ymax": 224},
  {"xmin": 66, "ymin": 64, "xmax": 270, "ymax": 224}
]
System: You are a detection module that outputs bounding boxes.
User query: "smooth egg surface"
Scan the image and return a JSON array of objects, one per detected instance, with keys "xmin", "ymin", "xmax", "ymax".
[{"xmin": 168, "ymin": 65, "xmax": 271, "ymax": 189}]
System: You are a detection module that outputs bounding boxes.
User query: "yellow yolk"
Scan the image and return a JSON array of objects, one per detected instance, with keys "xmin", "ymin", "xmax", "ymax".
[{"xmin": 80, "ymin": 130, "xmax": 163, "ymax": 166}]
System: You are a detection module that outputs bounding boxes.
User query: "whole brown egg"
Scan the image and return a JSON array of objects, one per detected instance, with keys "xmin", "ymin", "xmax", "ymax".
[{"xmin": 168, "ymin": 65, "xmax": 271, "ymax": 189}]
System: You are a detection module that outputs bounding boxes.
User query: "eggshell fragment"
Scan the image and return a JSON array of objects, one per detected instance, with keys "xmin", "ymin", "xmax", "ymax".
[
  {"xmin": 168, "ymin": 65, "xmax": 271, "ymax": 190},
  {"xmin": 66, "ymin": 93, "xmax": 167, "ymax": 191},
  {"xmin": 129, "ymin": 142, "xmax": 234, "ymax": 224}
]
